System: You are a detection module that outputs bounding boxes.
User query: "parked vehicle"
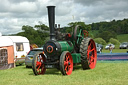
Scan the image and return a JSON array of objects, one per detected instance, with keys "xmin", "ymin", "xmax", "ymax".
[
  {"xmin": 96, "ymin": 43, "xmax": 102, "ymax": 53},
  {"xmin": 119, "ymin": 42, "xmax": 128, "ymax": 49},
  {"xmin": 99, "ymin": 44, "xmax": 103, "ymax": 49},
  {"xmin": 25, "ymin": 48, "xmax": 43, "ymax": 68},
  {"xmin": 105, "ymin": 44, "xmax": 115, "ymax": 49}
]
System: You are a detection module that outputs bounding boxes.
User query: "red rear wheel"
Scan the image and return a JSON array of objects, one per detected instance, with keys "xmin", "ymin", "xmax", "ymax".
[
  {"xmin": 87, "ymin": 39, "xmax": 97, "ymax": 69},
  {"xmin": 32, "ymin": 53, "xmax": 46, "ymax": 75},
  {"xmin": 60, "ymin": 51, "xmax": 73, "ymax": 75},
  {"xmin": 80, "ymin": 38, "xmax": 97, "ymax": 69}
]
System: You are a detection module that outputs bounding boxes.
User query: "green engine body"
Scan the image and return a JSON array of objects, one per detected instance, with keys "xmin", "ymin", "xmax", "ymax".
[
  {"xmin": 43, "ymin": 40, "xmax": 81, "ymax": 64},
  {"xmin": 58, "ymin": 41, "xmax": 81, "ymax": 63},
  {"xmin": 58, "ymin": 41, "xmax": 73, "ymax": 52}
]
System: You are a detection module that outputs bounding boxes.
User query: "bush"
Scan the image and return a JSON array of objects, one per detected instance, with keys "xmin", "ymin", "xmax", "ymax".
[
  {"xmin": 109, "ymin": 38, "xmax": 120, "ymax": 45},
  {"xmin": 94, "ymin": 38, "xmax": 107, "ymax": 45},
  {"xmin": 96, "ymin": 31, "xmax": 117, "ymax": 43}
]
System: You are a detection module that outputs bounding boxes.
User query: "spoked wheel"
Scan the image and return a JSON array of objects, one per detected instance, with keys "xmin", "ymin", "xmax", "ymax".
[
  {"xmin": 32, "ymin": 53, "xmax": 46, "ymax": 75},
  {"xmin": 74, "ymin": 25, "xmax": 84, "ymax": 52},
  {"xmin": 80, "ymin": 37, "xmax": 97, "ymax": 70},
  {"xmin": 60, "ymin": 51, "xmax": 73, "ymax": 75}
]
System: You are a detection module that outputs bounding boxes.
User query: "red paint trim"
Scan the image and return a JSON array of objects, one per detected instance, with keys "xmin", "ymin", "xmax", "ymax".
[{"xmin": 46, "ymin": 45, "xmax": 53, "ymax": 53}]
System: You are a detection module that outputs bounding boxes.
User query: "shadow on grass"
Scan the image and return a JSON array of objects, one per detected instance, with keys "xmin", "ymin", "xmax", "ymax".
[
  {"xmin": 27, "ymin": 68, "xmax": 61, "ymax": 76},
  {"xmin": 45, "ymin": 69, "xmax": 61, "ymax": 75},
  {"xmin": 73, "ymin": 64, "xmax": 83, "ymax": 71},
  {"xmin": 29, "ymin": 66, "xmax": 83, "ymax": 76},
  {"xmin": 22, "ymin": 64, "xmax": 83, "ymax": 76}
]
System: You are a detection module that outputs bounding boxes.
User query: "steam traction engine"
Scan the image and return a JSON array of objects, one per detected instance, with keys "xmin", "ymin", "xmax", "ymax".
[{"xmin": 32, "ymin": 6, "xmax": 97, "ymax": 75}]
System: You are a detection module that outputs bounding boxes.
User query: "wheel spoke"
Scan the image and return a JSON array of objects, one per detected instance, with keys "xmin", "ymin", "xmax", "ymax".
[
  {"xmin": 37, "ymin": 65, "xmax": 41, "ymax": 71},
  {"xmin": 64, "ymin": 61, "xmax": 68, "ymax": 66},
  {"xmin": 91, "ymin": 56, "xmax": 94, "ymax": 61},
  {"xmin": 88, "ymin": 44, "xmax": 95, "ymax": 52},
  {"xmin": 65, "ymin": 55, "xmax": 67, "ymax": 61},
  {"xmin": 36, "ymin": 61, "xmax": 40, "ymax": 67},
  {"xmin": 88, "ymin": 45, "xmax": 91, "ymax": 50},
  {"xmin": 90, "ymin": 48, "xmax": 95, "ymax": 52},
  {"xmin": 88, "ymin": 42, "xmax": 92, "ymax": 48},
  {"xmin": 89, "ymin": 55, "xmax": 95, "ymax": 67},
  {"xmin": 89, "ymin": 61, "xmax": 94, "ymax": 66},
  {"xmin": 36, "ymin": 62, "xmax": 41, "ymax": 70},
  {"xmin": 90, "ymin": 57, "xmax": 94, "ymax": 62},
  {"xmin": 68, "ymin": 64, "xmax": 72, "ymax": 69},
  {"xmin": 65, "ymin": 66, "xmax": 68, "ymax": 72},
  {"xmin": 66, "ymin": 55, "xmax": 69, "ymax": 61}
]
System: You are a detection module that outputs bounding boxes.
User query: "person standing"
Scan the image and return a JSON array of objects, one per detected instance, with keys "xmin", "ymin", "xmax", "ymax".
[{"xmin": 109, "ymin": 44, "xmax": 113, "ymax": 53}]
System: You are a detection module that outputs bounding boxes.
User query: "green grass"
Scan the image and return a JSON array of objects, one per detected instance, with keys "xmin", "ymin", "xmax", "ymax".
[
  {"xmin": 0, "ymin": 62, "xmax": 128, "ymax": 85},
  {"xmin": 117, "ymin": 34, "xmax": 128, "ymax": 43},
  {"xmin": 102, "ymin": 48, "xmax": 128, "ymax": 53},
  {"xmin": 102, "ymin": 44, "xmax": 128, "ymax": 53}
]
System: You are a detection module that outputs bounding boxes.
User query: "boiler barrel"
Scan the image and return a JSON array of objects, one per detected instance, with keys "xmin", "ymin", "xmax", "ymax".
[{"xmin": 58, "ymin": 41, "xmax": 73, "ymax": 52}]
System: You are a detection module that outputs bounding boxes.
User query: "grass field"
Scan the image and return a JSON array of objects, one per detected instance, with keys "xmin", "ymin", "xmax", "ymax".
[
  {"xmin": 102, "ymin": 48, "xmax": 128, "ymax": 53},
  {"xmin": 0, "ymin": 62, "xmax": 128, "ymax": 85},
  {"xmin": 117, "ymin": 34, "xmax": 128, "ymax": 42}
]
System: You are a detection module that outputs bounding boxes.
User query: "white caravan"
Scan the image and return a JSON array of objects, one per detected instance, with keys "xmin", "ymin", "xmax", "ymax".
[{"xmin": 0, "ymin": 36, "xmax": 30, "ymax": 65}]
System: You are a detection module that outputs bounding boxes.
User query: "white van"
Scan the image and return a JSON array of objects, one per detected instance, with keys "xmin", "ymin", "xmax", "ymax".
[{"xmin": 0, "ymin": 36, "xmax": 30, "ymax": 65}]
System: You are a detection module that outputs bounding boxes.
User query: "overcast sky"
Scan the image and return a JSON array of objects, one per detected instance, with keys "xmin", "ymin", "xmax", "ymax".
[{"xmin": 0, "ymin": 0, "xmax": 128, "ymax": 35}]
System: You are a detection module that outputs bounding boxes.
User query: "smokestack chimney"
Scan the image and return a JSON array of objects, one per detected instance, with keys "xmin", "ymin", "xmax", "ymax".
[{"xmin": 47, "ymin": 6, "xmax": 56, "ymax": 40}]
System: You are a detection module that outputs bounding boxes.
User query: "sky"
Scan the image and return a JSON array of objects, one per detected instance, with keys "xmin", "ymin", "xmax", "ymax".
[{"xmin": 0, "ymin": 0, "xmax": 128, "ymax": 35}]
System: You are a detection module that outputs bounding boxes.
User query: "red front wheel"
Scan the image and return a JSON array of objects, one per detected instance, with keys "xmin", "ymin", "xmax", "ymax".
[
  {"xmin": 32, "ymin": 53, "xmax": 46, "ymax": 75},
  {"xmin": 60, "ymin": 51, "xmax": 73, "ymax": 75}
]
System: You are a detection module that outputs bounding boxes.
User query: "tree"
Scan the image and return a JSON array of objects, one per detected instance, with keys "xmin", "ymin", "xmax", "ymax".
[
  {"xmin": 17, "ymin": 25, "xmax": 49, "ymax": 46},
  {"xmin": 91, "ymin": 19, "xmax": 128, "ymax": 35},
  {"xmin": 94, "ymin": 38, "xmax": 107, "ymax": 45},
  {"xmin": 64, "ymin": 21, "xmax": 91, "ymax": 33},
  {"xmin": 34, "ymin": 24, "xmax": 49, "ymax": 31},
  {"xmin": 96, "ymin": 31, "xmax": 117, "ymax": 43},
  {"xmin": 109, "ymin": 38, "xmax": 120, "ymax": 45}
]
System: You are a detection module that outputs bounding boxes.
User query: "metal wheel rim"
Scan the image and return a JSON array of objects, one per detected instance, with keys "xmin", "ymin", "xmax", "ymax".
[
  {"xmin": 87, "ymin": 39, "xmax": 97, "ymax": 69},
  {"xmin": 64, "ymin": 52, "xmax": 73, "ymax": 75},
  {"xmin": 36, "ymin": 54, "xmax": 46, "ymax": 74}
]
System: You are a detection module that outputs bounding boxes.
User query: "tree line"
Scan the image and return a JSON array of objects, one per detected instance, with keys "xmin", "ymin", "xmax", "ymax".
[
  {"xmin": 10, "ymin": 18, "xmax": 128, "ymax": 46},
  {"xmin": 90, "ymin": 18, "xmax": 128, "ymax": 43},
  {"xmin": 15, "ymin": 24, "xmax": 49, "ymax": 47},
  {"xmin": 91, "ymin": 18, "xmax": 128, "ymax": 34}
]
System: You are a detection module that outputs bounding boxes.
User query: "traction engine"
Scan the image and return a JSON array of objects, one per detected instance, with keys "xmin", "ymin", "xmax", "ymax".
[{"xmin": 32, "ymin": 6, "xmax": 97, "ymax": 75}]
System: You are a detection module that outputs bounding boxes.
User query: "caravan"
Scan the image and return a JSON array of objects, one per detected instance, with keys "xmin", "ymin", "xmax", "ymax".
[{"xmin": 0, "ymin": 36, "xmax": 30, "ymax": 70}]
